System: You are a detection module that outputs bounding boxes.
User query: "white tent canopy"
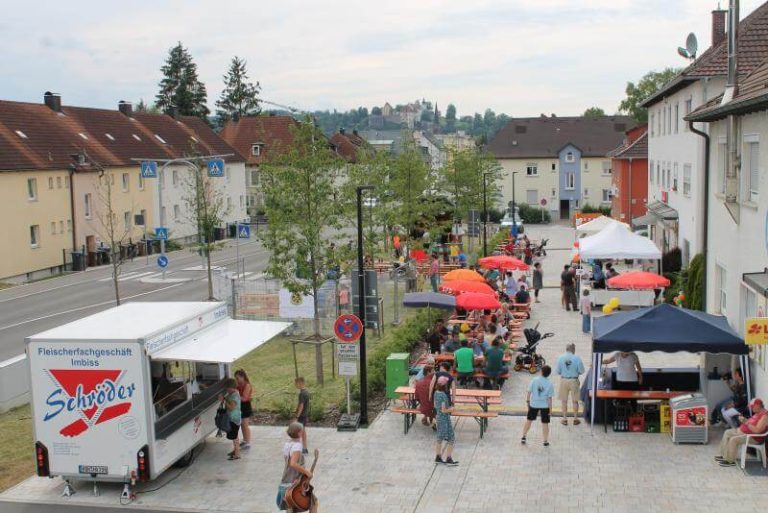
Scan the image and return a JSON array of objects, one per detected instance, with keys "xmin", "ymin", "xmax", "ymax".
[
  {"xmin": 579, "ymin": 221, "xmax": 661, "ymax": 260},
  {"xmin": 575, "ymin": 215, "xmax": 630, "ymax": 236}
]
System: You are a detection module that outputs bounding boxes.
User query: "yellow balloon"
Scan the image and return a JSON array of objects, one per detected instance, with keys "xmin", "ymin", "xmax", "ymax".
[
  {"xmin": 609, "ymin": 297, "xmax": 620, "ymax": 308},
  {"xmin": 602, "ymin": 304, "xmax": 614, "ymax": 314}
]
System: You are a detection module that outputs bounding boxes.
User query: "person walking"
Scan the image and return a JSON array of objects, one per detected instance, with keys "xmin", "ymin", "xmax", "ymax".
[
  {"xmin": 276, "ymin": 422, "xmax": 318, "ymax": 512},
  {"xmin": 521, "ymin": 365, "xmax": 555, "ymax": 446},
  {"xmin": 555, "ymin": 344, "xmax": 585, "ymax": 426},
  {"xmin": 560, "ymin": 265, "xmax": 578, "ymax": 311},
  {"xmin": 532, "ymin": 262, "xmax": 543, "ymax": 303},
  {"xmin": 429, "ymin": 253, "xmax": 440, "ymax": 292},
  {"xmin": 221, "ymin": 378, "xmax": 242, "ymax": 460},
  {"xmin": 294, "ymin": 377, "xmax": 310, "ymax": 454},
  {"xmin": 235, "ymin": 369, "xmax": 253, "ymax": 450},
  {"xmin": 579, "ymin": 289, "xmax": 592, "ymax": 333},
  {"xmin": 433, "ymin": 381, "xmax": 459, "ymax": 465},
  {"xmin": 415, "ymin": 364, "xmax": 436, "ymax": 427}
]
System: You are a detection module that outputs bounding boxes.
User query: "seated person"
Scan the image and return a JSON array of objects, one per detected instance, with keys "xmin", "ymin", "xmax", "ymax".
[
  {"xmin": 515, "ymin": 284, "xmax": 531, "ymax": 304},
  {"xmin": 483, "ymin": 324, "xmax": 497, "ymax": 350},
  {"xmin": 414, "ymin": 364, "xmax": 435, "ymax": 427},
  {"xmin": 712, "ymin": 368, "xmax": 748, "ymax": 428},
  {"xmin": 442, "ymin": 330, "xmax": 462, "ymax": 353},
  {"xmin": 592, "ymin": 262, "xmax": 605, "ymax": 289},
  {"xmin": 716, "ymin": 398, "xmax": 768, "ymax": 467},
  {"xmin": 470, "ymin": 337, "xmax": 485, "ymax": 357},
  {"xmin": 484, "ymin": 337, "xmax": 508, "ymax": 380},
  {"xmin": 605, "ymin": 262, "xmax": 620, "ymax": 279},
  {"xmin": 454, "ymin": 339, "xmax": 475, "ymax": 386},
  {"xmin": 504, "ymin": 271, "xmax": 518, "ymax": 299}
]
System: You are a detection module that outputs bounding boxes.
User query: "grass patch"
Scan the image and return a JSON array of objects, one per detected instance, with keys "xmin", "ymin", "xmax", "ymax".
[
  {"xmin": 0, "ymin": 405, "xmax": 34, "ymax": 492},
  {"xmin": 0, "ymin": 283, "xmax": 14, "ymax": 290}
]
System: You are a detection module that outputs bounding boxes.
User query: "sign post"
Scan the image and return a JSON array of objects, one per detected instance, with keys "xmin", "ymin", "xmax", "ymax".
[
  {"xmin": 155, "ymin": 227, "xmax": 169, "ymax": 279},
  {"xmin": 540, "ymin": 198, "xmax": 548, "ymax": 223},
  {"xmin": 334, "ymin": 314, "xmax": 363, "ymax": 431},
  {"xmin": 236, "ymin": 224, "xmax": 250, "ymax": 281}
]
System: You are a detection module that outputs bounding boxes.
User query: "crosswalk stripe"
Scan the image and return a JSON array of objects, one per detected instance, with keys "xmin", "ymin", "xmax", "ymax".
[{"xmin": 99, "ymin": 271, "xmax": 157, "ymax": 282}]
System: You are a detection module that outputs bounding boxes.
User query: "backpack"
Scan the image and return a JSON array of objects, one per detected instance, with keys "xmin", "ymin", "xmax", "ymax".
[{"xmin": 214, "ymin": 400, "xmax": 230, "ymax": 431}]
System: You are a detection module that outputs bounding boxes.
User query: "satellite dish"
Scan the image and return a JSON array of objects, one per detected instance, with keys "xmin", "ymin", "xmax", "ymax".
[
  {"xmin": 678, "ymin": 47, "xmax": 691, "ymax": 59},
  {"xmin": 686, "ymin": 33, "xmax": 698, "ymax": 59}
]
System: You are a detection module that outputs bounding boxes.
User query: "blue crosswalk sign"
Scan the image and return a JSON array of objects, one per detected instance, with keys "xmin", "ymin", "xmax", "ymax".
[
  {"xmin": 207, "ymin": 159, "xmax": 225, "ymax": 177},
  {"xmin": 155, "ymin": 227, "xmax": 168, "ymax": 240},
  {"xmin": 157, "ymin": 255, "xmax": 168, "ymax": 269},
  {"xmin": 238, "ymin": 224, "xmax": 250, "ymax": 239},
  {"xmin": 140, "ymin": 161, "xmax": 158, "ymax": 178}
]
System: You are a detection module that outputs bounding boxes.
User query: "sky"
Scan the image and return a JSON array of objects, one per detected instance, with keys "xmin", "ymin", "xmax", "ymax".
[{"xmin": 1, "ymin": 0, "xmax": 765, "ymax": 118}]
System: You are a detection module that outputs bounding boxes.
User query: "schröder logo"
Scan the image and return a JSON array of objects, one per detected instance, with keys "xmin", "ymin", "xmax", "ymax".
[{"xmin": 44, "ymin": 369, "xmax": 136, "ymax": 437}]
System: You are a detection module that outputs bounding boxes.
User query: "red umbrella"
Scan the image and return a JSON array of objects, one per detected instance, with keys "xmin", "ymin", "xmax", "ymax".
[
  {"xmin": 478, "ymin": 255, "xmax": 529, "ymax": 271},
  {"xmin": 410, "ymin": 249, "xmax": 428, "ymax": 262},
  {"xmin": 607, "ymin": 271, "xmax": 671, "ymax": 290},
  {"xmin": 439, "ymin": 280, "xmax": 495, "ymax": 295},
  {"xmin": 456, "ymin": 292, "xmax": 501, "ymax": 310}
]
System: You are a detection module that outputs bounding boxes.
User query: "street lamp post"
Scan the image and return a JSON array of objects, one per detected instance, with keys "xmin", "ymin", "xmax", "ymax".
[
  {"xmin": 482, "ymin": 172, "xmax": 491, "ymax": 257},
  {"xmin": 511, "ymin": 171, "xmax": 518, "ymax": 236},
  {"xmin": 356, "ymin": 185, "xmax": 374, "ymax": 426}
]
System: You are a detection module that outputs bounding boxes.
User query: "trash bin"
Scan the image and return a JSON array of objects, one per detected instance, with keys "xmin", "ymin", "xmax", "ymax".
[
  {"xmin": 214, "ymin": 227, "xmax": 225, "ymax": 241},
  {"xmin": 386, "ymin": 353, "xmax": 410, "ymax": 399},
  {"xmin": 228, "ymin": 223, "xmax": 237, "ymax": 238},
  {"xmin": 71, "ymin": 252, "xmax": 85, "ymax": 272}
]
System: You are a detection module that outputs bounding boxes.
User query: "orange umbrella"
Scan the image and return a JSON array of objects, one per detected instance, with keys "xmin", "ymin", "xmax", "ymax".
[
  {"xmin": 478, "ymin": 255, "xmax": 529, "ymax": 271},
  {"xmin": 439, "ymin": 280, "xmax": 495, "ymax": 295},
  {"xmin": 456, "ymin": 292, "xmax": 501, "ymax": 310},
  {"xmin": 443, "ymin": 269, "xmax": 485, "ymax": 282},
  {"xmin": 607, "ymin": 271, "xmax": 671, "ymax": 290}
]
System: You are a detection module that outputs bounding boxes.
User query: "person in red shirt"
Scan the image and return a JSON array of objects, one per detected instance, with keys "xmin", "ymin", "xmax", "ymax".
[
  {"xmin": 715, "ymin": 398, "xmax": 768, "ymax": 466},
  {"xmin": 414, "ymin": 365, "xmax": 435, "ymax": 428}
]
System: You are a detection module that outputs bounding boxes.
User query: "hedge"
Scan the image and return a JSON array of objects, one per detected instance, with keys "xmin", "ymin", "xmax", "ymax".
[
  {"xmin": 518, "ymin": 203, "xmax": 551, "ymax": 224},
  {"xmin": 685, "ymin": 253, "xmax": 704, "ymax": 311}
]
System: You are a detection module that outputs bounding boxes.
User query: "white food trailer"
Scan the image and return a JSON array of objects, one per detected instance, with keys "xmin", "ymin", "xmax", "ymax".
[{"xmin": 26, "ymin": 301, "xmax": 289, "ymax": 495}]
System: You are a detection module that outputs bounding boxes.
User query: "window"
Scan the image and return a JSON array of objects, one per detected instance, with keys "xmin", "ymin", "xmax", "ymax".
[
  {"xmin": 526, "ymin": 189, "xmax": 538, "ymax": 204},
  {"xmin": 138, "ymin": 173, "xmax": 145, "ymax": 190},
  {"xmin": 172, "ymin": 169, "xmax": 179, "ymax": 186},
  {"xmin": 565, "ymin": 172, "xmax": 575, "ymax": 190},
  {"xmin": 122, "ymin": 173, "xmax": 129, "ymax": 192},
  {"xmin": 602, "ymin": 161, "xmax": 612, "ymax": 175},
  {"xmin": 50, "ymin": 221, "xmax": 56, "ymax": 235},
  {"xmin": 716, "ymin": 264, "xmax": 727, "ymax": 314},
  {"xmin": 48, "ymin": 177, "xmax": 54, "ymax": 189},
  {"xmin": 154, "ymin": 134, "xmax": 167, "ymax": 144},
  {"xmin": 650, "ymin": 113, "xmax": 655, "ymax": 137},
  {"xmin": 29, "ymin": 225, "xmax": 40, "ymax": 247},
  {"xmin": 64, "ymin": 176, "xmax": 70, "ymax": 188},
  {"xmin": 174, "ymin": 204, "xmax": 180, "ymax": 220},
  {"xmin": 584, "ymin": 161, "xmax": 589, "ymax": 171},
  {"xmin": 683, "ymin": 164, "xmax": 692, "ymax": 196},
  {"xmin": 84, "ymin": 193, "xmax": 92, "ymax": 219},
  {"xmin": 649, "ymin": 160, "xmax": 654, "ymax": 184},
  {"xmin": 239, "ymin": 195, "xmax": 244, "ymax": 208},
  {"xmin": 602, "ymin": 189, "xmax": 612, "ymax": 203},
  {"xmin": 227, "ymin": 197, "xmax": 233, "ymax": 211},
  {"xmin": 27, "ymin": 178, "xmax": 37, "ymax": 200},
  {"xmin": 59, "ymin": 220, "xmax": 64, "ymax": 233},
  {"xmin": 67, "ymin": 219, "xmax": 72, "ymax": 232},
  {"xmin": 584, "ymin": 187, "xmax": 590, "ymax": 197},
  {"xmin": 674, "ymin": 103, "xmax": 679, "ymax": 133},
  {"xmin": 684, "ymin": 99, "xmax": 692, "ymax": 131},
  {"xmin": 551, "ymin": 188, "xmax": 556, "ymax": 197},
  {"xmin": 745, "ymin": 137, "xmax": 759, "ymax": 202},
  {"xmin": 667, "ymin": 104, "xmax": 672, "ymax": 134},
  {"xmin": 656, "ymin": 163, "xmax": 661, "ymax": 186},
  {"xmin": 140, "ymin": 209, "xmax": 147, "ymax": 227},
  {"xmin": 565, "ymin": 152, "xmax": 575, "ymax": 163},
  {"xmin": 718, "ymin": 141, "xmax": 727, "ymax": 194},
  {"xmin": 56, "ymin": 176, "xmax": 62, "ymax": 189},
  {"xmin": 672, "ymin": 162, "xmax": 679, "ymax": 191},
  {"xmin": 251, "ymin": 144, "xmax": 261, "ymax": 156},
  {"xmin": 551, "ymin": 163, "xmax": 556, "ymax": 171},
  {"xmin": 742, "ymin": 286, "xmax": 758, "ymax": 337},
  {"xmin": 526, "ymin": 163, "xmax": 538, "ymax": 176},
  {"xmin": 225, "ymin": 167, "xmax": 231, "ymax": 182},
  {"xmin": 124, "ymin": 211, "xmax": 131, "ymax": 230},
  {"xmin": 160, "ymin": 170, "xmax": 165, "ymax": 190},
  {"xmin": 110, "ymin": 174, "xmax": 115, "ymax": 185},
  {"xmin": 657, "ymin": 108, "xmax": 662, "ymax": 136},
  {"xmin": 250, "ymin": 170, "xmax": 259, "ymax": 186}
]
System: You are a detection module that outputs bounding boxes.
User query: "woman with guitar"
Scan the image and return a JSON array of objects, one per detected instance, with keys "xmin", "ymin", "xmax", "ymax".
[{"xmin": 277, "ymin": 422, "xmax": 318, "ymax": 512}]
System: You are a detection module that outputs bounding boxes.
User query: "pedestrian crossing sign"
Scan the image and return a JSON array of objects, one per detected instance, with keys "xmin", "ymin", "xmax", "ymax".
[
  {"xmin": 238, "ymin": 224, "xmax": 250, "ymax": 239},
  {"xmin": 207, "ymin": 159, "xmax": 225, "ymax": 177}
]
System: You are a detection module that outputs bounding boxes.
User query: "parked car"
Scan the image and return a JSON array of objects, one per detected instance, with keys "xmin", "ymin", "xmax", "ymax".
[{"xmin": 499, "ymin": 207, "xmax": 524, "ymax": 233}]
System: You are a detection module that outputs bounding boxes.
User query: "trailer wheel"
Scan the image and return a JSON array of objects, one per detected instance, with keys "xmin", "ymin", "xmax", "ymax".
[{"xmin": 173, "ymin": 449, "xmax": 195, "ymax": 468}]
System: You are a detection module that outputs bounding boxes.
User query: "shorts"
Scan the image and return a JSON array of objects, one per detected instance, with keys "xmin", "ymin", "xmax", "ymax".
[
  {"xmin": 226, "ymin": 421, "xmax": 241, "ymax": 440},
  {"xmin": 558, "ymin": 378, "xmax": 580, "ymax": 401},
  {"xmin": 526, "ymin": 406, "xmax": 551, "ymax": 423},
  {"xmin": 241, "ymin": 400, "xmax": 253, "ymax": 419},
  {"xmin": 297, "ymin": 416, "xmax": 308, "ymax": 427}
]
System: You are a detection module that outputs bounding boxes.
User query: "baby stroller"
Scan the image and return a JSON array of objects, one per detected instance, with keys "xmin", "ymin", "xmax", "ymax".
[{"xmin": 514, "ymin": 322, "xmax": 553, "ymax": 374}]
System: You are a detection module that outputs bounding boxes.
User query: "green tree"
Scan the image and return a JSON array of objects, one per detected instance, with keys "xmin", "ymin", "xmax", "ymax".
[
  {"xmin": 216, "ymin": 56, "xmax": 261, "ymax": 122},
  {"xmin": 259, "ymin": 118, "xmax": 343, "ymax": 384},
  {"xmin": 583, "ymin": 106, "xmax": 606, "ymax": 119},
  {"xmin": 446, "ymin": 103, "xmax": 457, "ymax": 132},
  {"xmin": 155, "ymin": 42, "xmax": 210, "ymax": 120},
  {"xmin": 618, "ymin": 67, "xmax": 681, "ymax": 123},
  {"xmin": 441, "ymin": 148, "xmax": 502, "ymax": 223}
]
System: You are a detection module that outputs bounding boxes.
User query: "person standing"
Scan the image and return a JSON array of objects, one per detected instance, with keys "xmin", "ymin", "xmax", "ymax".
[
  {"xmin": 429, "ymin": 254, "xmax": 440, "ymax": 292},
  {"xmin": 521, "ymin": 365, "xmax": 555, "ymax": 446},
  {"xmin": 458, "ymin": 248, "xmax": 467, "ymax": 269},
  {"xmin": 222, "ymin": 378, "xmax": 242, "ymax": 460},
  {"xmin": 427, "ymin": 320, "xmax": 447, "ymax": 354},
  {"xmin": 277, "ymin": 422, "xmax": 318, "ymax": 512},
  {"xmin": 532, "ymin": 262, "xmax": 543, "ymax": 303},
  {"xmin": 602, "ymin": 352, "xmax": 643, "ymax": 390},
  {"xmin": 579, "ymin": 289, "xmax": 592, "ymax": 334},
  {"xmin": 294, "ymin": 377, "xmax": 310, "ymax": 454},
  {"xmin": 433, "ymin": 381, "xmax": 459, "ymax": 465},
  {"xmin": 235, "ymin": 369, "xmax": 253, "ymax": 450},
  {"xmin": 560, "ymin": 265, "xmax": 577, "ymax": 312},
  {"xmin": 715, "ymin": 398, "xmax": 768, "ymax": 467},
  {"xmin": 555, "ymin": 344, "xmax": 585, "ymax": 426},
  {"xmin": 415, "ymin": 364, "xmax": 436, "ymax": 427}
]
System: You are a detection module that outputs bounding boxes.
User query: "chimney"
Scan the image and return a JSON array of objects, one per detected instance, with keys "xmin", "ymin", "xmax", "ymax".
[
  {"xmin": 712, "ymin": 8, "xmax": 727, "ymax": 47},
  {"xmin": 118, "ymin": 100, "xmax": 133, "ymax": 117},
  {"xmin": 353, "ymin": 129, "xmax": 358, "ymax": 136},
  {"xmin": 232, "ymin": 111, "xmax": 241, "ymax": 123},
  {"xmin": 339, "ymin": 127, "xmax": 346, "ymax": 135},
  {"xmin": 44, "ymin": 92, "xmax": 61, "ymax": 112}
]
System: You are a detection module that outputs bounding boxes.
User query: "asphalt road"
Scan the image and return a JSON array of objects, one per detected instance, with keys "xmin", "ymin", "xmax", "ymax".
[
  {"xmin": 0, "ymin": 502, "xmax": 203, "ymax": 513},
  {"xmin": 0, "ymin": 239, "xmax": 270, "ymax": 361}
]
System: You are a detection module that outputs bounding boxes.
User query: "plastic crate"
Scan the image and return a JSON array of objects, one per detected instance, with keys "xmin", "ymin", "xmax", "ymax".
[
  {"xmin": 628, "ymin": 413, "xmax": 646, "ymax": 432},
  {"xmin": 646, "ymin": 420, "xmax": 660, "ymax": 433},
  {"xmin": 660, "ymin": 402, "xmax": 672, "ymax": 433}
]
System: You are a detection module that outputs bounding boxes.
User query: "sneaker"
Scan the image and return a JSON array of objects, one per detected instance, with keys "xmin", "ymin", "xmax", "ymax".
[
  {"xmin": 718, "ymin": 460, "xmax": 735, "ymax": 467},
  {"xmin": 543, "ymin": 441, "xmax": 550, "ymax": 447},
  {"xmin": 520, "ymin": 436, "xmax": 527, "ymax": 444},
  {"xmin": 435, "ymin": 455, "xmax": 444, "ymax": 464},
  {"xmin": 444, "ymin": 458, "xmax": 459, "ymax": 466},
  {"xmin": 714, "ymin": 456, "xmax": 725, "ymax": 461},
  {"xmin": 240, "ymin": 443, "xmax": 251, "ymax": 450}
]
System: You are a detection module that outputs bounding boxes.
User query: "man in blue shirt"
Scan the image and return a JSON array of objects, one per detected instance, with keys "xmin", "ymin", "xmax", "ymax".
[
  {"xmin": 521, "ymin": 365, "xmax": 554, "ymax": 446},
  {"xmin": 555, "ymin": 343, "xmax": 585, "ymax": 426}
]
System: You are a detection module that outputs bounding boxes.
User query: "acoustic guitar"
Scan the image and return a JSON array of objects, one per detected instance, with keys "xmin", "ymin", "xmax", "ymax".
[{"xmin": 285, "ymin": 449, "xmax": 319, "ymax": 512}]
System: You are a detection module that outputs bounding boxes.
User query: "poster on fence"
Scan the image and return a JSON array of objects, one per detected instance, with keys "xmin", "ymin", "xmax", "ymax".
[{"xmin": 279, "ymin": 288, "xmax": 315, "ymax": 319}]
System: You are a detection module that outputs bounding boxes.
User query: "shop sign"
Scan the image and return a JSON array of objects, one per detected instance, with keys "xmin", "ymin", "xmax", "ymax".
[{"xmin": 745, "ymin": 318, "xmax": 768, "ymax": 345}]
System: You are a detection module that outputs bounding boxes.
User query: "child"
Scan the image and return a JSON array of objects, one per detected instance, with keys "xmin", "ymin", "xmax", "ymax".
[
  {"xmin": 277, "ymin": 422, "xmax": 318, "ymax": 512},
  {"xmin": 580, "ymin": 289, "xmax": 592, "ymax": 334},
  {"xmin": 433, "ymin": 381, "xmax": 459, "ymax": 465},
  {"xmin": 222, "ymin": 377, "xmax": 242, "ymax": 460},
  {"xmin": 521, "ymin": 365, "xmax": 555, "ymax": 446},
  {"xmin": 294, "ymin": 377, "xmax": 310, "ymax": 455}
]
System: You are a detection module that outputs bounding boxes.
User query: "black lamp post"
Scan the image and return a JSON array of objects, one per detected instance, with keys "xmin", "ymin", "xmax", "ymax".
[
  {"xmin": 482, "ymin": 172, "xmax": 491, "ymax": 257},
  {"xmin": 356, "ymin": 185, "xmax": 373, "ymax": 425}
]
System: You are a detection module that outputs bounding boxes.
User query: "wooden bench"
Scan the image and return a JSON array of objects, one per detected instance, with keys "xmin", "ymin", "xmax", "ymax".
[
  {"xmin": 391, "ymin": 407, "xmax": 421, "ymax": 434},
  {"xmin": 451, "ymin": 410, "xmax": 499, "ymax": 438}
]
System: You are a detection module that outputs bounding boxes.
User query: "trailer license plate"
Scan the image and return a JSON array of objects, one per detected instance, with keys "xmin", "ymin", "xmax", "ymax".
[{"xmin": 79, "ymin": 465, "xmax": 108, "ymax": 475}]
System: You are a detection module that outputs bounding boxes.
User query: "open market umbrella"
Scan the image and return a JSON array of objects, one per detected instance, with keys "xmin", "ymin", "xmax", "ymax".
[
  {"xmin": 478, "ymin": 255, "xmax": 529, "ymax": 271},
  {"xmin": 403, "ymin": 292, "xmax": 456, "ymax": 325},
  {"xmin": 443, "ymin": 269, "xmax": 485, "ymax": 282},
  {"xmin": 439, "ymin": 280, "xmax": 495, "ymax": 296},
  {"xmin": 607, "ymin": 271, "xmax": 671, "ymax": 290},
  {"xmin": 456, "ymin": 292, "xmax": 501, "ymax": 310}
]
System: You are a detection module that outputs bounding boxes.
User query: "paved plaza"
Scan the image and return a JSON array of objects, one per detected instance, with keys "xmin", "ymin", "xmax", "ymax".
[{"xmin": 2, "ymin": 224, "xmax": 764, "ymax": 512}]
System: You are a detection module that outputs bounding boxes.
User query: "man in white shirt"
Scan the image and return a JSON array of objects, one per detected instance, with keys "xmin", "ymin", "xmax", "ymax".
[{"xmin": 602, "ymin": 352, "xmax": 643, "ymax": 390}]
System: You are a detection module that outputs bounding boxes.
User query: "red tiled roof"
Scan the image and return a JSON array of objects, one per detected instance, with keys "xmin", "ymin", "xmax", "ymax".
[
  {"xmin": 219, "ymin": 116, "xmax": 298, "ymax": 165},
  {"xmin": 687, "ymin": 56, "xmax": 768, "ymax": 121},
  {"xmin": 607, "ymin": 130, "xmax": 648, "ymax": 160},
  {"xmin": 329, "ymin": 131, "xmax": 371, "ymax": 163}
]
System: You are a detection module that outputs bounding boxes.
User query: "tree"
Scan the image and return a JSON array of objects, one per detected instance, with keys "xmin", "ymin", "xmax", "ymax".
[
  {"xmin": 618, "ymin": 67, "xmax": 681, "ymax": 123},
  {"xmin": 259, "ymin": 118, "xmax": 343, "ymax": 384},
  {"xmin": 441, "ymin": 148, "xmax": 502, "ymax": 224},
  {"xmin": 371, "ymin": 106, "xmax": 382, "ymax": 115},
  {"xmin": 216, "ymin": 56, "xmax": 261, "ymax": 122},
  {"xmin": 182, "ymin": 157, "xmax": 228, "ymax": 301},
  {"xmin": 155, "ymin": 42, "xmax": 210, "ymax": 120},
  {"xmin": 390, "ymin": 139, "xmax": 437, "ymax": 245},
  {"xmin": 136, "ymin": 99, "xmax": 160, "ymax": 114},
  {"xmin": 583, "ymin": 106, "xmax": 605, "ymax": 119},
  {"xmin": 445, "ymin": 104, "xmax": 457, "ymax": 132}
]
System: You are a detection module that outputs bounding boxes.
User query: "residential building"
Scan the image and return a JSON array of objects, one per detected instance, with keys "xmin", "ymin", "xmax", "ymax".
[
  {"xmin": 413, "ymin": 130, "xmax": 446, "ymax": 170},
  {"xmin": 687, "ymin": 56, "xmax": 768, "ymax": 401},
  {"xmin": 329, "ymin": 128, "xmax": 374, "ymax": 163},
  {"xmin": 435, "ymin": 131, "xmax": 476, "ymax": 152},
  {"xmin": 360, "ymin": 129, "xmax": 406, "ymax": 154},
  {"xmin": 607, "ymin": 125, "xmax": 648, "ymax": 224},
  {"xmin": 220, "ymin": 115, "xmax": 297, "ymax": 215},
  {"xmin": 487, "ymin": 115, "xmax": 633, "ymax": 219},
  {"xmin": 641, "ymin": 4, "xmax": 768, "ymax": 263}
]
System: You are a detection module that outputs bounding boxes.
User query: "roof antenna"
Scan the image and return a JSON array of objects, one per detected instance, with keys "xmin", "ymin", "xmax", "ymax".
[{"xmin": 677, "ymin": 32, "xmax": 698, "ymax": 61}]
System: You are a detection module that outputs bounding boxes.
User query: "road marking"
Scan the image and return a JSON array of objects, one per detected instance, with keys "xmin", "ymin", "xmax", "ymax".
[
  {"xmin": 0, "ymin": 282, "xmax": 186, "ymax": 333},
  {"xmin": 98, "ymin": 271, "xmax": 157, "ymax": 282}
]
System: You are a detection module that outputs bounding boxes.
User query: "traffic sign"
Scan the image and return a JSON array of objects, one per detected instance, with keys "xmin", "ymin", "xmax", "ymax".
[
  {"xmin": 334, "ymin": 314, "xmax": 363, "ymax": 343},
  {"xmin": 337, "ymin": 343, "xmax": 359, "ymax": 376},
  {"xmin": 155, "ymin": 227, "xmax": 169, "ymax": 240},
  {"xmin": 207, "ymin": 159, "xmax": 225, "ymax": 177},
  {"xmin": 157, "ymin": 255, "xmax": 168, "ymax": 269},
  {"xmin": 540, "ymin": 198, "xmax": 548, "ymax": 207},
  {"xmin": 238, "ymin": 224, "xmax": 250, "ymax": 239},
  {"xmin": 140, "ymin": 161, "xmax": 158, "ymax": 178}
]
